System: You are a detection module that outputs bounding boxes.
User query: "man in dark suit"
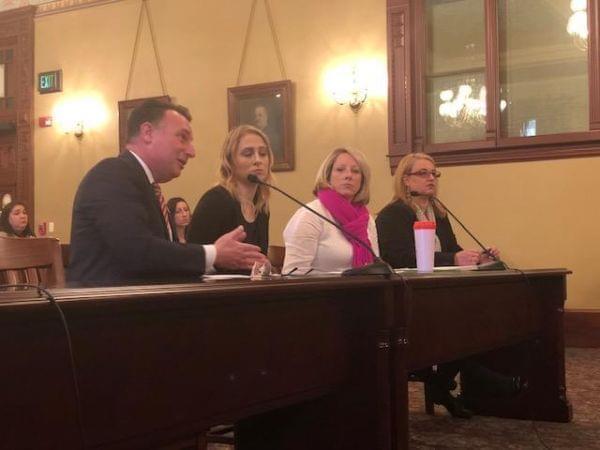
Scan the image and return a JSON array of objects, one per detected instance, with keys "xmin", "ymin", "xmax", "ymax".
[{"xmin": 68, "ymin": 100, "xmax": 266, "ymax": 285}]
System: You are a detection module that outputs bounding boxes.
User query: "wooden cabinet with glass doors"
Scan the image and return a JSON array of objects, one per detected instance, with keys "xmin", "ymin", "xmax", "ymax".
[{"xmin": 387, "ymin": 0, "xmax": 600, "ymax": 167}]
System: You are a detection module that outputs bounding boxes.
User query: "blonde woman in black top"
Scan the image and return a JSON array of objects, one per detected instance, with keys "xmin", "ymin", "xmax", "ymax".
[
  {"xmin": 377, "ymin": 153, "xmax": 516, "ymax": 419},
  {"xmin": 377, "ymin": 152, "xmax": 499, "ymax": 268},
  {"xmin": 188, "ymin": 125, "xmax": 272, "ymax": 259}
]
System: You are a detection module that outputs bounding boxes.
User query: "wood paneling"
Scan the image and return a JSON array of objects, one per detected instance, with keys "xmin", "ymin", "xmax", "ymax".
[
  {"xmin": 386, "ymin": 0, "xmax": 412, "ymax": 170},
  {"xmin": 589, "ymin": 0, "xmax": 600, "ymax": 130},
  {"xmin": 565, "ymin": 309, "xmax": 600, "ymax": 348},
  {"xmin": 0, "ymin": 6, "xmax": 34, "ymax": 223}
]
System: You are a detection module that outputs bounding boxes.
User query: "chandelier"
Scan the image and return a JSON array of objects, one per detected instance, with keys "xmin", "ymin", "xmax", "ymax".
[
  {"xmin": 438, "ymin": 83, "xmax": 486, "ymax": 127},
  {"xmin": 567, "ymin": 0, "xmax": 588, "ymax": 51},
  {"xmin": 437, "ymin": 83, "xmax": 509, "ymax": 127}
]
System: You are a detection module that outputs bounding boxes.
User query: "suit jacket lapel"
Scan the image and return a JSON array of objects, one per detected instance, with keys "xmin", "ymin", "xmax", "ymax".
[{"xmin": 120, "ymin": 151, "xmax": 172, "ymax": 241}]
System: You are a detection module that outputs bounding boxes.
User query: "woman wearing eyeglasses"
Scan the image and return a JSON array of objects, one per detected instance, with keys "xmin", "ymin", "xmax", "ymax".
[
  {"xmin": 376, "ymin": 152, "xmax": 512, "ymax": 419},
  {"xmin": 376, "ymin": 152, "xmax": 499, "ymax": 269}
]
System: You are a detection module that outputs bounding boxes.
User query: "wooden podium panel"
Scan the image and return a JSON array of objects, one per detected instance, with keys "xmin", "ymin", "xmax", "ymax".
[{"xmin": 0, "ymin": 277, "xmax": 394, "ymax": 450}]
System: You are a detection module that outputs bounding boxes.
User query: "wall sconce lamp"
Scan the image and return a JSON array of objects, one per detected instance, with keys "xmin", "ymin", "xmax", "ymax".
[
  {"xmin": 53, "ymin": 96, "xmax": 108, "ymax": 139},
  {"xmin": 330, "ymin": 65, "xmax": 368, "ymax": 112},
  {"xmin": 73, "ymin": 121, "xmax": 84, "ymax": 139},
  {"xmin": 57, "ymin": 116, "xmax": 85, "ymax": 138}
]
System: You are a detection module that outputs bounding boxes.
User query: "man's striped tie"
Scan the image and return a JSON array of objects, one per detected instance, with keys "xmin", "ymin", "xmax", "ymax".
[{"xmin": 152, "ymin": 182, "xmax": 173, "ymax": 241}]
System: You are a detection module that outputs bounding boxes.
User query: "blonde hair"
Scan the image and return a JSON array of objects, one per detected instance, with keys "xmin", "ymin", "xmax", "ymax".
[
  {"xmin": 313, "ymin": 147, "xmax": 371, "ymax": 205},
  {"xmin": 218, "ymin": 125, "xmax": 273, "ymax": 213},
  {"xmin": 392, "ymin": 152, "xmax": 446, "ymax": 217}
]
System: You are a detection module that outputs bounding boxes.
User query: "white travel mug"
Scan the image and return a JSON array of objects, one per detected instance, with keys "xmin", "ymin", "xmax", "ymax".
[{"xmin": 413, "ymin": 221, "xmax": 436, "ymax": 272}]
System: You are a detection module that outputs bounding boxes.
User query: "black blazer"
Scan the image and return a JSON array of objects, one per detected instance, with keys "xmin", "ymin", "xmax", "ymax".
[
  {"xmin": 188, "ymin": 185, "xmax": 269, "ymax": 254},
  {"xmin": 67, "ymin": 151, "xmax": 206, "ymax": 285},
  {"xmin": 376, "ymin": 200, "xmax": 461, "ymax": 268}
]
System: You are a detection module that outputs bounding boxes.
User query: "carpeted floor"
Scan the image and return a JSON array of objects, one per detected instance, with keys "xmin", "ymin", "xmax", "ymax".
[
  {"xmin": 208, "ymin": 348, "xmax": 600, "ymax": 449},
  {"xmin": 410, "ymin": 348, "xmax": 600, "ymax": 449}
]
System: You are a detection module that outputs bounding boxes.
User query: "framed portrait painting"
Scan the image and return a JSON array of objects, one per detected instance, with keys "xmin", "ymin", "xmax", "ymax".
[
  {"xmin": 118, "ymin": 95, "xmax": 171, "ymax": 153},
  {"xmin": 227, "ymin": 80, "xmax": 294, "ymax": 171}
]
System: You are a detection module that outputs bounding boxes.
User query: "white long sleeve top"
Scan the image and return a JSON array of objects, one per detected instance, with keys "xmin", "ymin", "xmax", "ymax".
[{"xmin": 282, "ymin": 199, "xmax": 379, "ymax": 275}]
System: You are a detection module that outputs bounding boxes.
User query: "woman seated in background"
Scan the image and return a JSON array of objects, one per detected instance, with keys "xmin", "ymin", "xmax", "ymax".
[
  {"xmin": 0, "ymin": 201, "xmax": 35, "ymax": 238},
  {"xmin": 167, "ymin": 197, "xmax": 191, "ymax": 243},
  {"xmin": 282, "ymin": 147, "xmax": 379, "ymax": 275},
  {"xmin": 376, "ymin": 152, "xmax": 517, "ymax": 419},
  {"xmin": 187, "ymin": 125, "xmax": 271, "ymax": 265}
]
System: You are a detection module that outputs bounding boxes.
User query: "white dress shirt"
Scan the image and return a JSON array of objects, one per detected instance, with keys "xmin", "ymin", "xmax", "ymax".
[{"xmin": 282, "ymin": 199, "xmax": 379, "ymax": 274}]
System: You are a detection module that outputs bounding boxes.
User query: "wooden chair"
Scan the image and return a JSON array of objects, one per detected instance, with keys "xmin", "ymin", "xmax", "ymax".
[
  {"xmin": 0, "ymin": 236, "xmax": 65, "ymax": 287},
  {"xmin": 409, "ymin": 368, "xmax": 436, "ymax": 415},
  {"xmin": 60, "ymin": 243, "xmax": 70, "ymax": 268},
  {"xmin": 267, "ymin": 245, "xmax": 285, "ymax": 273}
]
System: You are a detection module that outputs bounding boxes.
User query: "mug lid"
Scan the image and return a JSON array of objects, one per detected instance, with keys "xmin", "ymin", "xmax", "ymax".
[{"xmin": 413, "ymin": 221, "xmax": 435, "ymax": 230}]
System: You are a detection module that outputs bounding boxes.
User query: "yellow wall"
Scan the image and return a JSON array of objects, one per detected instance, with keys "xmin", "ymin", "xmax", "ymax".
[{"xmin": 33, "ymin": 0, "xmax": 599, "ymax": 309}]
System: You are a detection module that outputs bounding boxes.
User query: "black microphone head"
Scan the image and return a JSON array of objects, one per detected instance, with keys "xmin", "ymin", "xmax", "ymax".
[{"xmin": 247, "ymin": 174, "xmax": 260, "ymax": 183}]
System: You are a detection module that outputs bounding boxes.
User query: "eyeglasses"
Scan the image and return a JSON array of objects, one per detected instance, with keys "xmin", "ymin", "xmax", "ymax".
[
  {"xmin": 407, "ymin": 169, "xmax": 441, "ymax": 179},
  {"xmin": 281, "ymin": 267, "xmax": 314, "ymax": 277}
]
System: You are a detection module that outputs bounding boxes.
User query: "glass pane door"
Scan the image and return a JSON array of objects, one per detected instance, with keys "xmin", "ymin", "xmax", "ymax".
[
  {"xmin": 499, "ymin": 0, "xmax": 589, "ymax": 137},
  {"xmin": 426, "ymin": 0, "xmax": 487, "ymax": 144}
]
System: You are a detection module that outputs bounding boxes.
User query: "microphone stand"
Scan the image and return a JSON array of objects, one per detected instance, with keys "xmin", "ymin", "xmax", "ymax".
[
  {"xmin": 413, "ymin": 192, "xmax": 507, "ymax": 271},
  {"xmin": 248, "ymin": 175, "xmax": 394, "ymax": 277}
]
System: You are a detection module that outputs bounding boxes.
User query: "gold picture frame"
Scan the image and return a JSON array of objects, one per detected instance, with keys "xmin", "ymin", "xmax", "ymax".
[
  {"xmin": 227, "ymin": 80, "xmax": 294, "ymax": 172},
  {"xmin": 118, "ymin": 95, "xmax": 171, "ymax": 153}
]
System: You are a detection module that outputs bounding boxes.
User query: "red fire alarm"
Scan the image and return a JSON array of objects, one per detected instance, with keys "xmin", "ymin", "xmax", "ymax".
[{"xmin": 39, "ymin": 116, "xmax": 53, "ymax": 127}]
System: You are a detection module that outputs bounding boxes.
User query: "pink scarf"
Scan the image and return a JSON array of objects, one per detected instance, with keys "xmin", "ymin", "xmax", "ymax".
[{"xmin": 317, "ymin": 188, "xmax": 374, "ymax": 268}]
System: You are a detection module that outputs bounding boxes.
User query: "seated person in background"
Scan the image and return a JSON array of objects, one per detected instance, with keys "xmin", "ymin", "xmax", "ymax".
[
  {"xmin": 376, "ymin": 152, "xmax": 499, "ymax": 268},
  {"xmin": 167, "ymin": 197, "xmax": 191, "ymax": 243},
  {"xmin": 282, "ymin": 147, "xmax": 379, "ymax": 275},
  {"xmin": 0, "ymin": 201, "xmax": 36, "ymax": 238},
  {"xmin": 376, "ymin": 152, "xmax": 516, "ymax": 419},
  {"xmin": 68, "ymin": 100, "xmax": 266, "ymax": 285},
  {"xmin": 187, "ymin": 125, "xmax": 272, "ymax": 265}
]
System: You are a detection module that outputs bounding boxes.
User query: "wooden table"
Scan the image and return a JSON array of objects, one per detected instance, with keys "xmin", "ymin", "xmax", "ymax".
[
  {"xmin": 0, "ymin": 269, "xmax": 571, "ymax": 450},
  {"xmin": 0, "ymin": 277, "xmax": 393, "ymax": 450},
  {"xmin": 388, "ymin": 269, "xmax": 572, "ymax": 450}
]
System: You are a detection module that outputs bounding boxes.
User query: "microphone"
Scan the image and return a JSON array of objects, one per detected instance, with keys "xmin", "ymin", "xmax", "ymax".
[
  {"xmin": 248, "ymin": 174, "xmax": 394, "ymax": 277},
  {"xmin": 410, "ymin": 191, "xmax": 507, "ymax": 270}
]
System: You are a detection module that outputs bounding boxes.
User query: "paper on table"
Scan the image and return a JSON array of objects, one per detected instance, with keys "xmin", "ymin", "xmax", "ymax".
[
  {"xmin": 202, "ymin": 274, "xmax": 250, "ymax": 280},
  {"xmin": 435, "ymin": 265, "xmax": 479, "ymax": 271},
  {"xmin": 394, "ymin": 265, "xmax": 479, "ymax": 273}
]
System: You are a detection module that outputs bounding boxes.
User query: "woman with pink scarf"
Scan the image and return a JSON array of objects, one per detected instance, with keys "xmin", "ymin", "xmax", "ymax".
[{"xmin": 282, "ymin": 148, "xmax": 379, "ymax": 275}]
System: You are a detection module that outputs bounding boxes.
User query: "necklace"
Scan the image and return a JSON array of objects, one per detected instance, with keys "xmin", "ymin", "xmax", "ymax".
[{"xmin": 240, "ymin": 199, "xmax": 256, "ymax": 222}]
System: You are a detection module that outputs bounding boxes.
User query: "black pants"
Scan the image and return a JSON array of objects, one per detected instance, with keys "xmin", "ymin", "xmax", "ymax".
[{"xmin": 415, "ymin": 360, "xmax": 512, "ymax": 397}]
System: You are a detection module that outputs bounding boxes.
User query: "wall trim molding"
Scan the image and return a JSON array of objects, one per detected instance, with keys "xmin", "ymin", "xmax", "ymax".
[
  {"xmin": 35, "ymin": 0, "xmax": 123, "ymax": 17},
  {"xmin": 565, "ymin": 309, "xmax": 600, "ymax": 348}
]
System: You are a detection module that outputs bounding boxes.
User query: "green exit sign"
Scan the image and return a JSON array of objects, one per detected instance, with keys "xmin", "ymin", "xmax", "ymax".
[{"xmin": 38, "ymin": 70, "xmax": 62, "ymax": 94}]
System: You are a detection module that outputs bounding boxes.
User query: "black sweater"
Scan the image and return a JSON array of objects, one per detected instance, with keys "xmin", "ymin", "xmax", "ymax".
[
  {"xmin": 376, "ymin": 200, "xmax": 461, "ymax": 268},
  {"xmin": 187, "ymin": 185, "xmax": 269, "ymax": 254}
]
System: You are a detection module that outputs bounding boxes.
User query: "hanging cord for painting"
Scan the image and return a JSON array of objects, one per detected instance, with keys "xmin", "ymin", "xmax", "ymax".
[
  {"xmin": 125, "ymin": 0, "xmax": 168, "ymax": 99},
  {"xmin": 1, "ymin": 284, "xmax": 87, "ymax": 449},
  {"xmin": 236, "ymin": 0, "xmax": 287, "ymax": 85}
]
